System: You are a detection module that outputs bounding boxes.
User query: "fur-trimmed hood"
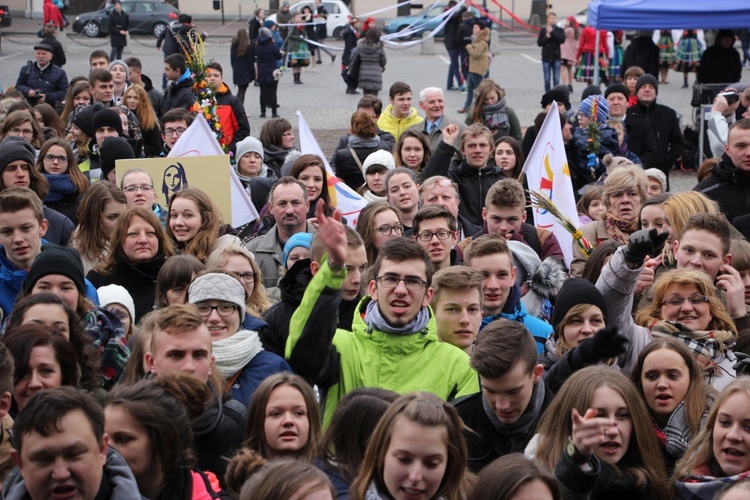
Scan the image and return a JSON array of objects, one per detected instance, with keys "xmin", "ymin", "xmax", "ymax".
[{"xmin": 521, "ymin": 257, "xmax": 567, "ymax": 321}]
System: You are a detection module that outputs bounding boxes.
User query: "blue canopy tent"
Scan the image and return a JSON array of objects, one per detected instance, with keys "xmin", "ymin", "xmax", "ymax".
[
  {"xmin": 587, "ymin": 0, "xmax": 750, "ymax": 30},
  {"xmin": 585, "ymin": 0, "xmax": 750, "ymax": 85}
]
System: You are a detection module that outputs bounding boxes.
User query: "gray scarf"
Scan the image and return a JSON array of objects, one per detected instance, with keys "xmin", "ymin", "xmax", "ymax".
[
  {"xmin": 483, "ymin": 98, "xmax": 510, "ymax": 131},
  {"xmin": 482, "ymin": 380, "xmax": 545, "ymax": 444},
  {"xmin": 364, "ymin": 299, "xmax": 430, "ymax": 335},
  {"xmin": 348, "ymin": 134, "xmax": 381, "ymax": 149}
]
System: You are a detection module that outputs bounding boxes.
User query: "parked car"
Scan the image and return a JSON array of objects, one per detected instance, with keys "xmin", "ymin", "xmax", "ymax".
[
  {"xmin": 266, "ymin": 0, "xmax": 350, "ymax": 39},
  {"xmin": 0, "ymin": 5, "xmax": 12, "ymax": 28},
  {"xmin": 72, "ymin": 0, "xmax": 179, "ymax": 38},
  {"xmin": 383, "ymin": 3, "xmax": 479, "ymax": 37}
]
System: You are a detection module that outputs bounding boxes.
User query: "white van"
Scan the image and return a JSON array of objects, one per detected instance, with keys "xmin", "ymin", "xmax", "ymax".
[{"xmin": 267, "ymin": 0, "xmax": 352, "ymax": 39}]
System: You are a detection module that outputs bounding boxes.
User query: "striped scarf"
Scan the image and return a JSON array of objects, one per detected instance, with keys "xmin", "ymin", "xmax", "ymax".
[{"xmin": 649, "ymin": 320, "xmax": 735, "ymax": 378}]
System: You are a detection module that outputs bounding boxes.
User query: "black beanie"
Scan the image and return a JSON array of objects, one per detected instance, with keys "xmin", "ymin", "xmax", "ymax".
[
  {"xmin": 541, "ymin": 88, "xmax": 570, "ymax": 109},
  {"xmin": 552, "ymin": 278, "xmax": 608, "ymax": 335},
  {"xmin": 70, "ymin": 103, "xmax": 104, "ymax": 138},
  {"xmin": 100, "ymin": 136, "xmax": 135, "ymax": 179},
  {"xmin": 581, "ymin": 84, "xmax": 602, "ymax": 101},
  {"xmin": 635, "ymin": 74, "xmax": 659, "ymax": 96},
  {"xmin": 92, "ymin": 108, "xmax": 123, "ymax": 137},
  {"xmin": 604, "ymin": 82, "xmax": 629, "ymax": 100},
  {"xmin": 24, "ymin": 244, "xmax": 86, "ymax": 294},
  {"xmin": 0, "ymin": 136, "xmax": 36, "ymax": 168}
]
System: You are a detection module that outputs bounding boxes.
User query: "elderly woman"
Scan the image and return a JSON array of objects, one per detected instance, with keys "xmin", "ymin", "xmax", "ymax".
[{"xmin": 570, "ymin": 165, "xmax": 648, "ymax": 277}]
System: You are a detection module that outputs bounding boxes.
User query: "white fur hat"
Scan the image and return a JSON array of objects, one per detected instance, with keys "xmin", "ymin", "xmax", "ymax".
[
  {"xmin": 97, "ymin": 284, "xmax": 136, "ymax": 323},
  {"xmin": 188, "ymin": 272, "xmax": 246, "ymax": 322}
]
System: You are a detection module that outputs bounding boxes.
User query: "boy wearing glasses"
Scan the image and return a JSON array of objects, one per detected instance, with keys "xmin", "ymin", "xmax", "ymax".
[
  {"xmin": 160, "ymin": 108, "xmax": 194, "ymax": 157},
  {"xmin": 483, "ymin": 179, "xmax": 564, "ymax": 263},
  {"xmin": 286, "ymin": 202, "xmax": 478, "ymax": 426},
  {"xmin": 412, "ymin": 204, "xmax": 458, "ymax": 270}
]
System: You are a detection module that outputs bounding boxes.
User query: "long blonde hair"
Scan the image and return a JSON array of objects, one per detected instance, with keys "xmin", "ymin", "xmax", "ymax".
[
  {"xmin": 673, "ymin": 377, "xmax": 750, "ymax": 481},
  {"xmin": 535, "ymin": 366, "xmax": 668, "ymax": 497}
]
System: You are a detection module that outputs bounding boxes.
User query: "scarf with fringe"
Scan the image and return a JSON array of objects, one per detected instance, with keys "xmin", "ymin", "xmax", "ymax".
[
  {"xmin": 649, "ymin": 320, "xmax": 735, "ymax": 378},
  {"xmin": 605, "ymin": 212, "xmax": 638, "ymax": 245}
]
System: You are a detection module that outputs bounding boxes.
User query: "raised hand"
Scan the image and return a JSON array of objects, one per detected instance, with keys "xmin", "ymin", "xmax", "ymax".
[
  {"xmin": 571, "ymin": 407, "xmax": 617, "ymax": 463},
  {"xmin": 716, "ymin": 263, "xmax": 747, "ymax": 319},
  {"xmin": 442, "ymin": 123, "xmax": 459, "ymax": 147},
  {"xmin": 314, "ymin": 199, "xmax": 347, "ymax": 267}
]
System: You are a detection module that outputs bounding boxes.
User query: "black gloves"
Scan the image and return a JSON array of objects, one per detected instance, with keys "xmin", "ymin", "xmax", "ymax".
[
  {"xmin": 623, "ymin": 228, "xmax": 669, "ymax": 266},
  {"xmin": 733, "ymin": 352, "xmax": 750, "ymax": 376},
  {"xmin": 576, "ymin": 325, "xmax": 628, "ymax": 364}
]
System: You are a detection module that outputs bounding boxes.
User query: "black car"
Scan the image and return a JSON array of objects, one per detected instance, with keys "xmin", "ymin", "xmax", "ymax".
[
  {"xmin": 0, "ymin": 5, "xmax": 11, "ymax": 28},
  {"xmin": 72, "ymin": 0, "xmax": 178, "ymax": 38}
]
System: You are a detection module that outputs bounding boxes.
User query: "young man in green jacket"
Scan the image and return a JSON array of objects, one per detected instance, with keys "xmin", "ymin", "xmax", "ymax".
[{"xmin": 286, "ymin": 202, "xmax": 478, "ymax": 425}]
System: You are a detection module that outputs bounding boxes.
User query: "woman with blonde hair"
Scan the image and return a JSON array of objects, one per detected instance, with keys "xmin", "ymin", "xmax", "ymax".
[
  {"xmin": 533, "ymin": 366, "xmax": 669, "ymax": 498},
  {"xmin": 350, "ymin": 392, "xmax": 470, "ymax": 500},
  {"xmin": 70, "ymin": 181, "xmax": 127, "ymax": 273},
  {"xmin": 673, "ymin": 377, "xmax": 750, "ymax": 498},
  {"xmin": 570, "ymin": 165, "xmax": 649, "ymax": 277},
  {"xmin": 600, "ymin": 230, "xmax": 745, "ymax": 390},
  {"xmin": 206, "ymin": 243, "xmax": 271, "ymax": 317},
  {"xmin": 660, "ymin": 191, "xmax": 727, "ymax": 266},
  {"xmin": 122, "ymin": 84, "xmax": 162, "ymax": 157},
  {"xmin": 466, "ymin": 79, "xmax": 522, "ymax": 142}
]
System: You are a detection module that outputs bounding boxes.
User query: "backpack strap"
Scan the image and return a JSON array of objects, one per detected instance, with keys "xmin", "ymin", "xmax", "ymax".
[
  {"xmin": 349, "ymin": 147, "xmax": 363, "ymax": 171},
  {"xmin": 521, "ymin": 223, "xmax": 543, "ymax": 257}
]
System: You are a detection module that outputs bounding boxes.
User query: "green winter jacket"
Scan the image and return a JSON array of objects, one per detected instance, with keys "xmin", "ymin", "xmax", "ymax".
[
  {"xmin": 376, "ymin": 104, "xmax": 424, "ymax": 142},
  {"xmin": 286, "ymin": 260, "xmax": 478, "ymax": 426}
]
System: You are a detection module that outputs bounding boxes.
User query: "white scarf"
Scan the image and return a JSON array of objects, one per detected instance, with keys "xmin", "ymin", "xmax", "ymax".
[{"xmin": 212, "ymin": 329, "xmax": 264, "ymax": 379}]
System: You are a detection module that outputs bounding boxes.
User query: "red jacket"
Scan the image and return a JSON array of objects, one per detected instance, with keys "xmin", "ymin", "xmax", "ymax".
[
  {"xmin": 576, "ymin": 26, "xmax": 609, "ymax": 58},
  {"xmin": 43, "ymin": 0, "xmax": 64, "ymax": 29}
]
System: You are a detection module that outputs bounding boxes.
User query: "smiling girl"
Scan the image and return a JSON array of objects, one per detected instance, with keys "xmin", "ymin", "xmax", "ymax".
[
  {"xmin": 290, "ymin": 154, "xmax": 332, "ymax": 221},
  {"xmin": 673, "ymin": 377, "xmax": 750, "ymax": 498},
  {"xmin": 167, "ymin": 188, "xmax": 229, "ymax": 263},
  {"xmin": 242, "ymin": 372, "xmax": 321, "ymax": 461},
  {"xmin": 533, "ymin": 366, "xmax": 669, "ymax": 498},
  {"xmin": 351, "ymin": 392, "xmax": 469, "ymax": 500}
]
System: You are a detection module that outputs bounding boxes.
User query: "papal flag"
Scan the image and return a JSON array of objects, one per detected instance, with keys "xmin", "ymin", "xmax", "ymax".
[
  {"xmin": 521, "ymin": 103, "xmax": 578, "ymax": 267},
  {"xmin": 297, "ymin": 111, "xmax": 369, "ymax": 227},
  {"xmin": 167, "ymin": 116, "xmax": 259, "ymax": 227}
]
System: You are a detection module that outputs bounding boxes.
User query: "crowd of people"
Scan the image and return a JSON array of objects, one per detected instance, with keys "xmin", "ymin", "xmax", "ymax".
[{"xmin": 2, "ymin": 4, "xmax": 750, "ymax": 499}]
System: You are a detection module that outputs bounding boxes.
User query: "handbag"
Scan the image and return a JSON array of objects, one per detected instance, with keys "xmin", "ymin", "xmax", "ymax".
[
  {"xmin": 345, "ymin": 51, "xmax": 360, "ymax": 87},
  {"xmin": 289, "ymin": 41, "xmax": 310, "ymax": 68}
]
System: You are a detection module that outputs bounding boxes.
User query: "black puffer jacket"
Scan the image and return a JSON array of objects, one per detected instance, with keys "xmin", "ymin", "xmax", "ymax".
[
  {"xmin": 695, "ymin": 153, "xmax": 750, "ymax": 224},
  {"xmin": 159, "ymin": 75, "xmax": 196, "ymax": 118},
  {"xmin": 537, "ymin": 25, "xmax": 566, "ymax": 62},
  {"xmin": 423, "ymin": 141, "xmax": 505, "ymax": 227},
  {"xmin": 631, "ymin": 101, "xmax": 685, "ymax": 173}
]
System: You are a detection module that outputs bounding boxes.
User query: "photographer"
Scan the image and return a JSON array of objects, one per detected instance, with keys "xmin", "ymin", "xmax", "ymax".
[
  {"xmin": 14, "ymin": 44, "xmax": 68, "ymax": 109},
  {"xmin": 708, "ymin": 88, "xmax": 748, "ymax": 158}
]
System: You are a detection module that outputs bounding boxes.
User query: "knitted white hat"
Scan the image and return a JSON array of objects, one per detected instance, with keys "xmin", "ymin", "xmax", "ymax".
[
  {"xmin": 188, "ymin": 272, "xmax": 246, "ymax": 322},
  {"xmin": 97, "ymin": 284, "xmax": 136, "ymax": 323},
  {"xmin": 361, "ymin": 150, "xmax": 396, "ymax": 177}
]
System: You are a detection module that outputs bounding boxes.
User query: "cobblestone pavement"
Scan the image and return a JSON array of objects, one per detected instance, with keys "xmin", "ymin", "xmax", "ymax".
[{"xmin": 0, "ymin": 24, "xmax": 715, "ymax": 193}]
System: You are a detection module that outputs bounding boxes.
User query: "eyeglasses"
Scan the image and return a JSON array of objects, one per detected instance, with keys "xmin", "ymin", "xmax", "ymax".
[
  {"xmin": 422, "ymin": 178, "xmax": 454, "ymax": 190},
  {"xmin": 164, "ymin": 127, "xmax": 187, "ymax": 137},
  {"xmin": 123, "ymin": 185, "xmax": 154, "ymax": 193},
  {"xmin": 415, "ymin": 230, "xmax": 453, "ymax": 242},
  {"xmin": 376, "ymin": 275, "xmax": 428, "ymax": 291},
  {"xmin": 375, "ymin": 224, "xmax": 404, "ymax": 236},
  {"xmin": 43, "ymin": 154, "xmax": 69, "ymax": 164},
  {"xmin": 196, "ymin": 303, "xmax": 238, "ymax": 317},
  {"xmin": 236, "ymin": 272, "xmax": 255, "ymax": 283},
  {"xmin": 9, "ymin": 128, "xmax": 33, "ymax": 137},
  {"xmin": 661, "ymin": 294, "xmax": 709, "ymax": 307}
]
